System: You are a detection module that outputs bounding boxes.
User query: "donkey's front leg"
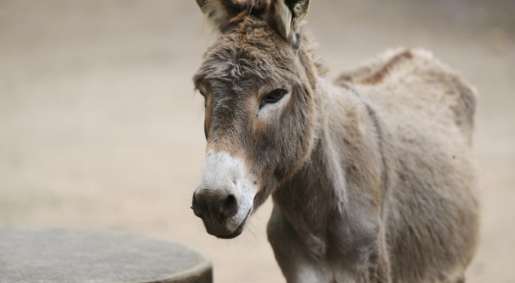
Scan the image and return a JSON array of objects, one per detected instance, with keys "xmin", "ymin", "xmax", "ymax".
[
  {"xmin": 327, "ymin": 209, "xmax": 391, "ymax": 283},
  {"xmin": 267, "ymin": 206, "xmax": 331, "ymax": 283}
]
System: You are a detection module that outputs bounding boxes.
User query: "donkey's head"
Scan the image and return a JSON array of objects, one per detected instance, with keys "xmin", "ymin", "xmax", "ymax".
[{"xmin": 192, "ymin": 0, "xmax": 318, "ymax": 239}]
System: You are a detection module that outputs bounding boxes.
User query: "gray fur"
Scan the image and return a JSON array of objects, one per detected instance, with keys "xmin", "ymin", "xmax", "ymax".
[{"xmin": 192, "ymin": 1, "xmax": 480, "ymax": 282}]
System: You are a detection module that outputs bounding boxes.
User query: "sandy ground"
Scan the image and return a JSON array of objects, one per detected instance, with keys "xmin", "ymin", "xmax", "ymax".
[{"xmin": 1, "ymin": 0, "xmax": 514, "ymax": 282}]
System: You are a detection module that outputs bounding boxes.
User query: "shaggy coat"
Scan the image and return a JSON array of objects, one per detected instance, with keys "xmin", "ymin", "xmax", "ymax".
[{"xmin": 192, "ymin": 1, "xmax": 480, "ymax": 282}]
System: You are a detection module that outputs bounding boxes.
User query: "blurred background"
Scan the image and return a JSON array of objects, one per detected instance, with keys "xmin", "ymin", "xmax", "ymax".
[{"xmin": 1, "ymin": 0, "xmax": 514, "ymax": 282}]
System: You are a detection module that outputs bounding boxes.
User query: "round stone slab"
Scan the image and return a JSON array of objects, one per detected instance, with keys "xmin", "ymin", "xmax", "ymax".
[{"xmin": 0, "ymin": 227, "xmax": 212, "ymax": 283}]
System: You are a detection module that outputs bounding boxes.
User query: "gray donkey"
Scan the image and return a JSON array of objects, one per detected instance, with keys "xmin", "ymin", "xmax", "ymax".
[{"xmin": 191, "ymin": 0, "xmax": 480, "ymax": 282}]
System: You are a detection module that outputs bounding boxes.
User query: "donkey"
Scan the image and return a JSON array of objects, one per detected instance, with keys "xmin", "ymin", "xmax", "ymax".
[{"xmin": 190, "ymin": 0, "xmax": 480, "ymax": 282}]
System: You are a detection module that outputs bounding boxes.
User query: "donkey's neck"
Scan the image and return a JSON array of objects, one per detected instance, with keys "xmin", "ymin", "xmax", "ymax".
[
  {"xmin": 272, "ymin": 76, "xmax": 385, "ymax": 255},
  {"xmin": 273, "ymin": 80, "xmax": 346, "ymax": 222}
]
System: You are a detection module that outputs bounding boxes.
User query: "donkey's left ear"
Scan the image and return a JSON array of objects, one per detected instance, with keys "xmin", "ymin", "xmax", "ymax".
[
  {"xmin": 268, "ymin": 0, "xmax": 310, "ymax": 49},
  {"xmin": 196, "ymin": 0, "xmax": 235, "ymax": 31}
]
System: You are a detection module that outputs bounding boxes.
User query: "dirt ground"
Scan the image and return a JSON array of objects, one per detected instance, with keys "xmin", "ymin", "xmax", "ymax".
[{"xmin": 1, "ymin": 1, "xmax": 514, "ymax": 282}]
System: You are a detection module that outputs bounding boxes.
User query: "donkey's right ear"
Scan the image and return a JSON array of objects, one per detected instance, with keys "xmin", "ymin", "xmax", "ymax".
[
  {"xmin": 196, "ymin": 0, "xmax": 237, "ymax": 31},
  {"xmin": 268, "ymin": 0, "xmax": 310, "ymax": 49}
]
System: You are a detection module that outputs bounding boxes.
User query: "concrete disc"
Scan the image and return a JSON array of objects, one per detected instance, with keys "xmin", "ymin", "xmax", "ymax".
[{"xmin": 0, "ymin": 227, "xmax": 212, "ymax": 283}]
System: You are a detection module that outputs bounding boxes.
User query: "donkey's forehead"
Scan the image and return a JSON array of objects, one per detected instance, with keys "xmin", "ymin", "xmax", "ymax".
[{"xmin": 194, "ymin": 18, "xmax": 298, "ymax": 89}]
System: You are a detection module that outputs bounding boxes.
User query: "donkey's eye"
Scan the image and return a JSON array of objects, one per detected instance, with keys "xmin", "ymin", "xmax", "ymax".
[{"xmin": 261, "ymin": 89, "xmax": 288, "ymax": 108}]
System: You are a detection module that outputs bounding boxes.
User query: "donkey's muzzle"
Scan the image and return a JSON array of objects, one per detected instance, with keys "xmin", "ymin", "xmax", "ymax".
[
  {"xmin": 192, "ymin": 189, "xmax": 239, "ymax": 220},
  {"xmin": 193, "ymin": 150, "xmax": 258, "ymax": 238}
]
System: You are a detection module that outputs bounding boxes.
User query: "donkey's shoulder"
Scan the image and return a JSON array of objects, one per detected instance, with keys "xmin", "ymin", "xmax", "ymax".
[{"xmin": 335, "ymin": 48, "xmax": 477, "ymax": 143}]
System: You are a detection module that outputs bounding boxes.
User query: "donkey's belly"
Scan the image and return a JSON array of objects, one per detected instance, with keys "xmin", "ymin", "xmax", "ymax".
[
  {"xmin": 386, "ymin": 180, "xmax": 479, "ymax": 282},
  {"xmin": 382, "ymin": 118, "xmax": 479, "ymax": 282}
]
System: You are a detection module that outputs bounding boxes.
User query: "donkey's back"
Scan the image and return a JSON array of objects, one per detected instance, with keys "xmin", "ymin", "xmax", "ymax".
[
  {"xmin": 337, "ymin": 49, "xmax": 476, "ymax": 143},
  {"xmin": 337, "ymin": 49, "xmax": 480, "ymax": 282}
]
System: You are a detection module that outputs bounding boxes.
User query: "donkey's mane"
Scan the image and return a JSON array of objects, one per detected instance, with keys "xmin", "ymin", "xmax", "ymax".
[{"xmin": 301, "ymin": 31, "xmax": 329, "ymax": 77}]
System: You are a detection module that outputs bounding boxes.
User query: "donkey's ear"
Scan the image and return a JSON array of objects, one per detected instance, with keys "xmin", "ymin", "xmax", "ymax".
[
  {"xmin": 196, "ymin": 0, "xmax": 242, "ymax": 31},
  {"xmin": 268, "ymin": 0, "xmax": 310, "ymax": 49}
]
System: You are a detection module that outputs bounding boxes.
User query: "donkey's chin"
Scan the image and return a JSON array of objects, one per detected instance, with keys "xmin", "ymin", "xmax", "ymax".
[{"xmin": 211, "ymin": 209, "xmax": 251, "ymax": 239}]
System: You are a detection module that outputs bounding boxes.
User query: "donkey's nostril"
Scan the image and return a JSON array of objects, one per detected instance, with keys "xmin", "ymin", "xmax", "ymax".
[
  {"xmin": 194, "ymin": 191, "xmax": 239, "ymax": 219},
  {"xmin": 192, "ymin": 193, "xmax": 204, "ymax": 218},
  {"xmin": 219, "ymin": 194, "xmax": 239, "ymax": 218}
]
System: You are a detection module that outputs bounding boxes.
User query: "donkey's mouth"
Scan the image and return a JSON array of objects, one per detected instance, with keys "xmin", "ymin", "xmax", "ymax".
[{"xmin": 216, "ymin": 209, "xmax": 251, "ymax": 239}]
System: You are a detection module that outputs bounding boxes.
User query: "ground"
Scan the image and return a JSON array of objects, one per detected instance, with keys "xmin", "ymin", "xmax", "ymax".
[{"xmin": 0, "ymin": 0, "xmax": 514, "ymax": 282}]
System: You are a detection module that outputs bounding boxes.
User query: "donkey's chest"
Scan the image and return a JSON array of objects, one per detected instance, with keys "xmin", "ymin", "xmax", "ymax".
[{"xmin": 291, "ymin": 216, "xmax": 378, "ymax": 269}]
